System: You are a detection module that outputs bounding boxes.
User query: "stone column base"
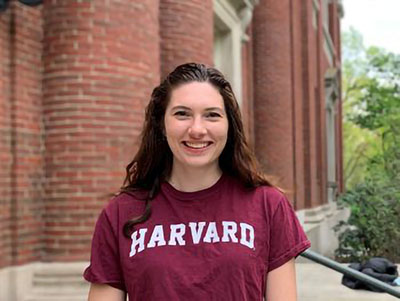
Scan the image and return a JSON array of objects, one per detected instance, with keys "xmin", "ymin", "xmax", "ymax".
[
  {"xmin": 0, "ymin": 262, "xmax": 89, "ymax": 301},
  {"xmin": 297, "ymin": 202, "xmax": 350, "ymax": 261}
]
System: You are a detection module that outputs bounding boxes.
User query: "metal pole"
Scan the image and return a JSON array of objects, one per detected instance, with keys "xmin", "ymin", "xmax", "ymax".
[{"xmin": 300, "ymin": 249, "xmax": 400, "ymax": 299}]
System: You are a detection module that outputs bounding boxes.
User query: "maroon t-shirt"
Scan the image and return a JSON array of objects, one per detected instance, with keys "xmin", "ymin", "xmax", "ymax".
[{"xmin": 83, "ymin": 174, "xmax": 310, "ymax": 300}]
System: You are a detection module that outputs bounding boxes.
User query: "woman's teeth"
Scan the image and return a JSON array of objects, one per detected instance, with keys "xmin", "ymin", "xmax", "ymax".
[{"xmin": 184, "ymin": 142, "xmax": 210, "ymax": 149}]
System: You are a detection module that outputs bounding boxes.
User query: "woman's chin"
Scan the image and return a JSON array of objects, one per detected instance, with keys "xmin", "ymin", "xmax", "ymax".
[{"xmin": 176, "ymin": 159, "xmax": 219, "ymax": 171}]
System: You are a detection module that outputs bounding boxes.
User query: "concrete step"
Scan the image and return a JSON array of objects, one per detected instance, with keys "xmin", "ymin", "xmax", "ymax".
[
  {"xmin": 25, "ymin": 297, "xmax": 86, "ymax": 301},
  {"xmin": 24, "ymin": 286, "xmax": 88, "ymax": 301},
  {"xmin": 296, "ymin": 263, "xmax": 400, "ymax": 301},
  {"xmin": 23, "ymin": 263, "xmax": 89, "ymax": 301},
  {"xmin": 32, "ymin": 272, "xmax": 88, "ymax": 288}
]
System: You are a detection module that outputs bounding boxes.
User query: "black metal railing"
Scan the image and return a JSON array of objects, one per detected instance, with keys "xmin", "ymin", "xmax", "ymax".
[{"xmin": 300, "ymin": 249, "xmax": 400, "ymax": 298}]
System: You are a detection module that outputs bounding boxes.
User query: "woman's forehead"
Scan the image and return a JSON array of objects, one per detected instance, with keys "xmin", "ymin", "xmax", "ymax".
[{"xmin": 168, "ymin": 82, "xmax": 224, "ymax": 109}]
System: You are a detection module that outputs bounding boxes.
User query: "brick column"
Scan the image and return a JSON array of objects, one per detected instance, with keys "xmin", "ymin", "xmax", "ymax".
[
  {"xmin": 159, "ymin": 0, "xmax": 213, "ymax": 78},
  {"xmin": 301, "ymin": 0, "xmax": 324, "ymax": 208},
  {"xmin": 42, "ymin": 0, "xmax": 160, "ymax": 261},
  {"xmin": 253, "ymin": 0, "xmax": 295, "ymax": 198},
  {"xmin": 0, "ymin": 2, "xmax": 12, "ymax": 269},
  {"xmin": 290, "ymin": 0, "xmax": 307, "ymax": 210},
  {"xmin": 0, "ymin": 2, "xmax": 44, "ymax": 267}
]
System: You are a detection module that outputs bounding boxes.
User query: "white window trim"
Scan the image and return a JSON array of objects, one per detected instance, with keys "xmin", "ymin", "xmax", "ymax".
[
  {"xmin": 214, "ymin": 0, "xmax": 243, "ymax": 106},
  {"xmin": 312, "ymin": 0, "xmax": 319, "ymax": 30},
  {"xmin": 325, "ymin": 68, "xmax": 339, "ymax": 204},
  {"xmin": 323, "ymin": 25, "xmax": 335, "ymax": 66}
]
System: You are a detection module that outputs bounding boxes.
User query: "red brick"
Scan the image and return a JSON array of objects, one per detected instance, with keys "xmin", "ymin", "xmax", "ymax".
[
  {"xmin": 160, "ymin": 0, "xmax": 213, "ymax": 78},
  {"xmin": 42, "ymin": 0, "xmax": 159, "ymax": 261}
]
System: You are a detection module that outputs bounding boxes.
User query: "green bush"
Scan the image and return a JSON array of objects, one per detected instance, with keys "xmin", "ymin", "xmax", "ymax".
[{"xmin": 334, "ymin": 177, "xmax": 400, "ymax": 263}]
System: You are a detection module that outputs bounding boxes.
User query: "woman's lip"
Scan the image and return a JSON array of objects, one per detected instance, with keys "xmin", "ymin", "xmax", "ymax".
[
  {"xmin": 181, "ymin": 141, "xmax": 213, "ymax": 150},
  {"xmin": 182, "ymin": 141, "xmax": 212, "ymax": 146}
]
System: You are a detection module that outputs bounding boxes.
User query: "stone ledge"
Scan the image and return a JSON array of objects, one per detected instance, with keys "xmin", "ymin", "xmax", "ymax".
[
  {"xmin": 298, "ymin": 203, "xmax": 350, "ymax": 261},
  {"xmin": 0, "ymin": 262, "xmax": 90, "ymax": 301}
]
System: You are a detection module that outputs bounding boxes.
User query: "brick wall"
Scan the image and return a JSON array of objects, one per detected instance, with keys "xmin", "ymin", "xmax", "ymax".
[
  {"xmin": 0, "ymin": 1, "xmax": 44, "ymax": 268},
  {"xmin": 41, "ymin": 0, "xmax": 160, "ymax": 261},
  {"xmin": 300, "ymin": 0, "xmax": 324, "ymax": 208},
  {"xmin": 290, "ymin": 0, "xmax": 306, "ymax": 210},
  {"xmin": 252, "ymin": 0, "xmax": 342, "ymax": 209},
  {"xmin": 253, "ymin": 0, "xmax": 296, "ymax": 200},
  {"xmin": 159, "ymin": 0, "xmax": 213, "ymax": 78},
  {"xmin": 0, "ymin": 1, "xmax": 12, "ymax": 269}
]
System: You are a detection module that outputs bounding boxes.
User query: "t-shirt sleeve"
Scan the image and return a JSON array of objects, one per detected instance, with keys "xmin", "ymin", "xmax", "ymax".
[
  {"xmin": 83, "ymin": 207, "xmax": 126, "ymax": 292},
  {"xmin": 267, "ymin": 192, "xmax": 311, "ymax": 272}
]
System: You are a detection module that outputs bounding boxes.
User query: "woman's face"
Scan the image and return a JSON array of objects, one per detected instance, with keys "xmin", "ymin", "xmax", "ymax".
[{"xmin": 164, "ymin": 81, "xmax": 229, "ymax": 172}]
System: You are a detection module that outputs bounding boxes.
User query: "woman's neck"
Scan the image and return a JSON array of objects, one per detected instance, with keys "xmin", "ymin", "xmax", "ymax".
[{"xmin": 168, "ymin": 164, "xmax": 223, "ymax": 192}]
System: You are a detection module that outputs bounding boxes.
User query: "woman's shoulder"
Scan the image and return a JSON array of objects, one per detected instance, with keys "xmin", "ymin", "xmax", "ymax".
[
  {"xmin": 102, "ymin": 190, "xmax": 148, "ymax": 219},
  {"xmin": 111, "ymin": 189, "xmax": 148, "ymax": 203},
  {"xmin": 225, "ymin": 175, "xmax": 287, "ymax": 205},
  {"xmin": 256, "ymin": 184, "xmax": 286, "ymax": 199},
  {"xmin": 251, "ymin": 184, "xmax": 291, "ymax": 211},
  {"xmin": 227, "ymin": 175, "xmax": 283, "ymax": 198}
]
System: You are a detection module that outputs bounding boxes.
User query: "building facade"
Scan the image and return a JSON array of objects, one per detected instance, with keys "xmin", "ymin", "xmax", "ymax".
[{"xmin": 0, "ymin": 0, "xmax": 344, "ymax": 299}]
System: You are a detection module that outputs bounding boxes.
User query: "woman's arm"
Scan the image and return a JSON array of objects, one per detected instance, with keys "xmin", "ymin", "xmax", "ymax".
[
  {"xmin": 88, "ymin": 283, "xmax": 126, "ymax": 301},
  {"xmin": 265, "ymin": 258, "xmax": 297, "ymax": 301}
]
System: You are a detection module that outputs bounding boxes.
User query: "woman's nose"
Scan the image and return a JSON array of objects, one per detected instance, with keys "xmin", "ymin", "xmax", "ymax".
[{"xmin": 188, "ymin": 117, "xmax": 207, "ymax": 137}]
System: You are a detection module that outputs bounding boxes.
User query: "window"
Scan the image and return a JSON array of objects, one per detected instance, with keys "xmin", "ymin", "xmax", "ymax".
[{"xmin": 213, "ymin": 0, "xmax": 244, "ymax": 106}]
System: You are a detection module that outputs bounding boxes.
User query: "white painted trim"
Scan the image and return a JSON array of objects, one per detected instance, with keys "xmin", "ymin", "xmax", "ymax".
[
  {"xmin": 323, "ymin": 25, "xmax": 335, "ymax": 66},
  {"xmin": 215, "ymin": 0, "xmax": 240, "ymax": 26},
  {"xmin": 322, "ymin": 0, "xmax": 329, "ymax": 29},
  {"xmin": 325, "ymin": 68, "xmax": 339, "ymax": 204},
  {"xmin": 312, "ymin": 3, "xmax": 318, "ymax": 30},
  {"xmin": 338, "ymin": 0, "xmax": 344, "ymax": 18},
  {"xmin": 213, "ymin": 0, "xmax": 243, "ymax": 106},
  {"xmin": 312, "ymin": 0, "xmax": 320, "ymax": 11},
  {"xmin": 239, "ymin": 6, "xmax": 253, "ymax": 41}
]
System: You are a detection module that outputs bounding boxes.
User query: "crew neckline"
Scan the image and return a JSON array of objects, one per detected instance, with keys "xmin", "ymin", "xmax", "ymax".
[{"xmin": 161, "ymin": 173, "xmax": 227, "ymax": 201}]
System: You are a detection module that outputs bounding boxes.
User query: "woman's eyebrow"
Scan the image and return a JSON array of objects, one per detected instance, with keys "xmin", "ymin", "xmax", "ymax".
[
  {"xmin": 204, "ymin": 107, "xmax": 224, "ymax": 113},
  {"xmin": 171, "ymin": 105, "xmax": 191, "ymax": 111}
]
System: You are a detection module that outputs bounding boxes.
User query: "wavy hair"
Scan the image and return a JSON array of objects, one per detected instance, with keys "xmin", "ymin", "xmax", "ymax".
[{"xmin": 121, "ymin": 63, "xmax": 272, "ymax": 237}]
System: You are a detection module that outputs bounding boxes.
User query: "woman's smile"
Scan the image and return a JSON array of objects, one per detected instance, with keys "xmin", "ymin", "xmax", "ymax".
[
  {"xmin": 183, "ymin": 141, "xmax": 212, "ymax": 149},
  {"xmin": 182, "ymin": 141, "xmax": 213, "ymax": 153}
]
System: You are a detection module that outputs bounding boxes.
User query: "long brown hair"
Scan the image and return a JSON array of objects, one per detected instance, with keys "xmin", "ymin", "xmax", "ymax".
[{"xmin": 121, "ymin": 63, "xmax": 272, "ymax": 237}]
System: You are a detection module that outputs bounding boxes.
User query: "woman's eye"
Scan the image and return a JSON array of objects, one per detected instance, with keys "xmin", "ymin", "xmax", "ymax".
[
  {"xmin": 174, "ymin": 111, "xmax": 188, "ymax": 117},
  {"xmin": 206, "ymin": 112, "xmax": 222, "ymax": 118}
]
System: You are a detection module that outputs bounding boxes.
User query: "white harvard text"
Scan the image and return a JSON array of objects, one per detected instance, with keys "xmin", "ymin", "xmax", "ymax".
[{"xmin": 129, "ymin": 221, "xmax": 255, "ymax": 257}]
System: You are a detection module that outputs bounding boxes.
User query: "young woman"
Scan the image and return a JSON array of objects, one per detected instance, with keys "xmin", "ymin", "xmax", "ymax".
[{"xmin": 84, "ymin": 63, "xmax": 310, "ymax": 300}]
